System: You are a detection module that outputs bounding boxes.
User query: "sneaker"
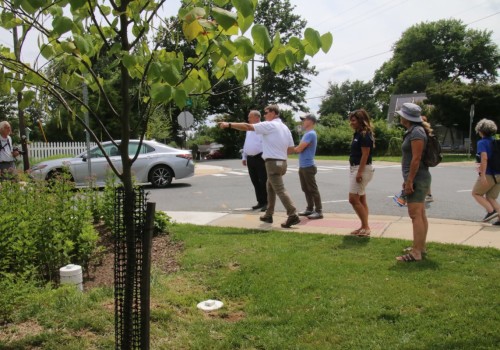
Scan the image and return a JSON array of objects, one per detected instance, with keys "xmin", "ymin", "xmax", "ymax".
[
  {"xmin": 259, "ymin": 215, "xmax": 273, "ymax": 223},
  {"xmin": 260, "ymin": 205, "xmax": 268, "ymax": 212},
  {"xmin": 298, "ymin": 209, "xmax": 314, "ymax": 216},
  {"xmin": 281, "ymin": 214, "xmax": 301, "ymax": 228},
  {"xmin": 482, "ymin": 210, "xmax": 498, "ymax": 222},
  {"xmin": 252, "ymin": 203, "xmax": 265, "ymax": 210},
  {"xmin": 425, "ymin": 194, "xmax": 434, "ymax": 203},
  {"xmin": 393, "ymin": 191, "xmax": 407, "ymax": 207},
  {"xmin": 307, "ymin": 211, "xmax": 323, "ymax": 220}
]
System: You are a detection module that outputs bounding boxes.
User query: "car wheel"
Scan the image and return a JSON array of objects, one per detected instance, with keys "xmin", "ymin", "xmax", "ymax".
[
  {"xmin": 46, "ymin": 169, "xmax": 74, "ymax": 183},
  {"xmin": 149, "ymin": 165, "xmax": 173, "ymax": 188}
]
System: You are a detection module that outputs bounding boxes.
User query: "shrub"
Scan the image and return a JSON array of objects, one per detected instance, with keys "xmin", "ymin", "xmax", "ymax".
[
  {"xmin": 0, "ymin": 178, "xmax": 99, "ymax": 281},
  {"xmin": 154, "ymin": 211, "xmax": 172, "ymax": 236},
  {"xmin": 373, "ymin": 120, "xmax": 404, "ymax": 156},
  {"xmin": 316, "ymin": 122, "xmax": 352, "ymax": 155}
]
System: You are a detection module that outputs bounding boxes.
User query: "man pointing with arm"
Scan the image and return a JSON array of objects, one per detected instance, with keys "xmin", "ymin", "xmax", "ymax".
[{"xmin": 220, "ymin": 105, "xmax": 300, "ymax": 228}]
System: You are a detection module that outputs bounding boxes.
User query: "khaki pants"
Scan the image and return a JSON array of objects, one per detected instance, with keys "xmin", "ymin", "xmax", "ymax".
[
  {"xmin": 298, "ymin": 166, "xmax": 322, "ymax": 212},
  {"xmin": 265, "ymin": 160, "xmax": 296, "ymax": 216}
]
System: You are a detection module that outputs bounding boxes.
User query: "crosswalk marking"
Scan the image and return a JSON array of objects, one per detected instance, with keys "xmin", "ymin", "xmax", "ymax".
[{"xmin": 211, "ymin": 164, "xmax": 402, "ymax": 177}]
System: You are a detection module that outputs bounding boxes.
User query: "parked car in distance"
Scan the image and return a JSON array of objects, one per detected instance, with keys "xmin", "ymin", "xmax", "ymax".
[{"xmin": 30, "ymin": 140, "xmax": 194, "ymax": 188}]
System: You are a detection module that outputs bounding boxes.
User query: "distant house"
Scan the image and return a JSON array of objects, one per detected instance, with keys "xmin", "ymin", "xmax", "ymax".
[{"xmin": 386, "ymin": 92, "xmax": 427, "ymax": 124}]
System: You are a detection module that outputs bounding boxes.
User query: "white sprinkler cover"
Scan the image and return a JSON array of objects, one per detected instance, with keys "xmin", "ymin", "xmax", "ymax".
[{"xmin": 197, "ymin": 299, "xmax": 224, "ymax": 311}]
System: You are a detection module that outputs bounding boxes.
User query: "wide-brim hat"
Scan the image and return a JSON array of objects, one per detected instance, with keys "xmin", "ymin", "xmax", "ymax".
[
  {"xmin": 300, "ymin": 113, "xmax": 317, "ymax": 123},
  {"xmin": 395, "ymin": 103, "xmax": 422, "ymax": 123}
]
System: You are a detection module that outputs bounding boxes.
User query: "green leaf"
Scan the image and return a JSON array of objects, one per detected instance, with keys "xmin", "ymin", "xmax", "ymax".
[
  {"xmin": 19, "ymin": 90, "xmax": 36, "ymax": 110},
  {"xmin": 52, "ymin": 16, "xmax": 73, "ymax": 35},
  {"xmin": 212, "ymin": 7, "xmax": 237, "ymax": 31},
  {"xmin": 151, "ymin": 84, "xmax": 172, "ymax": 103},
  {"xmin": 60, "ymin": 41, "xmax": 77, "ymax": 53},
  {"xmin": 268, "ymin": 46, "xmax": 288, "ymax": 73},
  {"xmin": 237, "ymin": 13, "xmax": 253, "ymax": 34},
  {"xmin": 0, "ymin": 11, "xmax": 22, "ymax": 29},
  {"xmin": 122, "ymin": 54, "xmax": 136, "ymax": 70},
  {"xmin": 162, "ymin": 63, "xmax": 182, "ymax": 86},
  {"xmin": 69, "ymin": 0, "xmax": 86, "ymax": 10},
  {"xmin": 182, "ymin": 18, "xmax": 204, "ymax": 41},
  {"xmin": 40, "ymin": 44, "xmax": 56, "ymax": 60},
  {"xmin": 73, "ymin": 35, "xmax": 91, "ymax": 55},
  {"xmin": 303, "ymin": 28, "xmax": 321, "ymax": 56},
  {"xmin": 320, "ymin": 32, "xmax": 333, "ymax": 53},
  {"xmin": 234, "ymin": 36, "xmax": 255, "ymax": 62},
  {"xmin": 12, "ymin": 80, "xmax": 24, "ymax": 93},
  {"xmin": 234, "ymin": 62, "xmax": 248, "ymax": 81},
  {"xmin": 25, "ymin": 71, "xmax": 45, "ymax": 86},
  {"xmin": 251, "ymin": 24, "xmax": 272, "ymax": 54},
  {"xmin": 232, "ymin": 0, "xmax": 255, "ymax": 18},
  {"xmin": 183, "ymin": 7, "xmax": 206, "ymax": 24},
  {"xmin": 173, "ymin": 88, "xmax": 188, "ymax": 109}
]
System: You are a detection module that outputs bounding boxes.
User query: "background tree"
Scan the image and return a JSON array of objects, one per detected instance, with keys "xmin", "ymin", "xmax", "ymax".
[
  {"xmin": 374, "ymin": 18, "xmax": 499, "ymax": 112},
  {"xmin": 319, "ymin": 80, "xmax": 380, "ymax": 118},
  {"xmin": 426, "ymin": 82, "xmax": 500, "ymax": 130},
  {"xmin": 254, "ymin": 0, "xmax": 318, "ymax": 111}
]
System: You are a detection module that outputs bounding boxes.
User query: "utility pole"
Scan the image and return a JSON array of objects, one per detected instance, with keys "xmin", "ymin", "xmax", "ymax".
[{"xmin": 12, "ymin": 22, "xmax": 30, "ymax": 170}]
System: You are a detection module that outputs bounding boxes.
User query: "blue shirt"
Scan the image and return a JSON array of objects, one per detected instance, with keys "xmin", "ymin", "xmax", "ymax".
[
  {"xmin": 299, "ymin": 130, "xmax": 317, "ymax": 168},
  {"xmin": 477, "ymin": 136, "xmax": 494, "ymax": 175}
]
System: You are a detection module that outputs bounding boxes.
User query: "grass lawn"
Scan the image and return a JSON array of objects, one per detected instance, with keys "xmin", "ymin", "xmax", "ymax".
[{"xmin": 1, "ymin": 225, "xmax": 499, "ymax": 349}]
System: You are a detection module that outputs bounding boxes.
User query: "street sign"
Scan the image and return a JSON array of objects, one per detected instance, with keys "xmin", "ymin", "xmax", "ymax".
[
  {"xmin": 177, "ymin": 111, "xmax": 194, "ymax": 129},
  {"xmin": 470, "ymin": 104, "xmax": 475, "ymax": 121}
]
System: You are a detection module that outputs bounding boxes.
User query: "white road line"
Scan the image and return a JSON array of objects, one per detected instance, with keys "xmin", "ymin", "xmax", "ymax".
[
  {"xmin": 457, "ymin": 189, "xmax": 472, "ymax": 193},
  {"xmin": 322, "ymin": 199, "xmax": 349, "ymax": 204},
  {"xmin": 212, "ymin": 174, "xmax": 227, "ymax": 177},
  {"xmin": 287, "ymin": 168, "xmax": 299, "ymax": 172},
  {"xmin": 228, "ymin": 171, "xmax": 246, "ymax": 176}
]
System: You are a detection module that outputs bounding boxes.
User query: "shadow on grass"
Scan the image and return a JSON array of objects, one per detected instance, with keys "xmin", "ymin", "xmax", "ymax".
[
  {"xmin": 389, "ymin": 258, "xmax": 440, "ymax": 271},
  {"xmin": 337, "ymin": 235, "xmax": 371, "ymax": 249}
]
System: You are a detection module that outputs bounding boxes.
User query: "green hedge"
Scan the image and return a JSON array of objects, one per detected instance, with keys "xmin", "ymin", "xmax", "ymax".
[
  {"xmin": 0, "ymin": 178, "xmax": 99, "ymax": 281},
  {"xmin": 315, "ymin": 119, "xmax": 404, "ymax": 156}
]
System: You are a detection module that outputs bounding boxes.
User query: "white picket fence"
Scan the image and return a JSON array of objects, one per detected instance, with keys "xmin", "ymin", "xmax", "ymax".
[{"xmin": 29, "ymin": 142, "xmax": 96, "ymax": 160}]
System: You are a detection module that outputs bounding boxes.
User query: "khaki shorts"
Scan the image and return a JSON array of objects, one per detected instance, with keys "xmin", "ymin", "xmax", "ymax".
[
  {"xmin": 349, "ymin": 165, "xmax": 374, "ymax": 196},
  {"xmin": 472, "ymin": 175, "xmax": 500, "ymax": 199},
  {"xmin": 406, "ymin": 172, "xmax": 431, "ymax": 203}
]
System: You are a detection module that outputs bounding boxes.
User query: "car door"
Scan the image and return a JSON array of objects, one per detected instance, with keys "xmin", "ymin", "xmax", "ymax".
[
  {"xmin": 129, "ymin": 142, "xmax": 154, "ymax": 182},
  {"xmin": 71, "ymin": 144, "xmax": 122, "ymax": 185}
]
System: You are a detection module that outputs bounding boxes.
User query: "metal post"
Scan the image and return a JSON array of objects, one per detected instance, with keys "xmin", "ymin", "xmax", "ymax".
[
  {"xmin": 82, "ymin": 83, "xmax": 92, "ymax": 183},
  {"xmin": 468, "ymin": 104, "xmax": 475, "ymax": 157},
  {"xmin": 140, "ymin": 202, "xmax": 155, "ymax": 350}
]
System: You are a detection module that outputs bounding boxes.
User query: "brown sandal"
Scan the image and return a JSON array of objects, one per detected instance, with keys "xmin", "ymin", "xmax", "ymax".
[
  {"xmin": 356, "ymin": 229, "xmax": 371, "ymax": 237},
  {"xmin": 350, "ymin": 228, "xmax": 362, "ymax": 235},
  {"xmin": 396, "ymin": 253, "xmax": 421, "ymax": 262}
]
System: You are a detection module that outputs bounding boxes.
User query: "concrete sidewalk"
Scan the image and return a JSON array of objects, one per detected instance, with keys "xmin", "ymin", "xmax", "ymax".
[
  {"xmin": 166, "ymin": 211, "xmax": 500, "ymax": 250},
  {"xmin": 188, "ymin": 163, "xmax": 500, "ymax": 249}
]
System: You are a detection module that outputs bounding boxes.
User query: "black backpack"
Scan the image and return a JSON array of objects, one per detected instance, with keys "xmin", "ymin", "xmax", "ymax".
[
  {"xmin": 423, "ymin": 132, "xmax": 442, "ymax": 167},
  {"xmin": 487, "ymin": 139, "xmax": 500, "ymax": 174}
]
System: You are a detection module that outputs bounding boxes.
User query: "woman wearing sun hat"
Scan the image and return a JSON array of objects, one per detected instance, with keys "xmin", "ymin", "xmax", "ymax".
[{"xmin": 395, "ymin": 103, "xmax": 432, "ymax": 262}]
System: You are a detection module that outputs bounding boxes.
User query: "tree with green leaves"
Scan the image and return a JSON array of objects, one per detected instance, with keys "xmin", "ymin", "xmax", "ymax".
[
  {"xmin": 0, "ymin": 0, "xmax": 331, "ymax": 347},
  {"xmin": 319, "ymin": 80, "xmax": 380, "ymax": 118},
  {"xmin": 254, "ymin": 0, "xmax": 325, "ymax": 111},
  {"xmin": 374, "ymin": 19, "xmax": 499, "ymax": 107}
]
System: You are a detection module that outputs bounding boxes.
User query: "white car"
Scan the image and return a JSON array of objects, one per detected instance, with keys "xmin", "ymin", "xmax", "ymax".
[{"xmin": 30, "ymin": 140, "xmax": 195, "ymax": 188}]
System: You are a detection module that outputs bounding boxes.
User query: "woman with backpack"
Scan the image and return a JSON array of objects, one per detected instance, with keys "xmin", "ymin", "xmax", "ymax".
[
  {"xmin": 472, "ymin": 118, "xmax": 500, "ymax": 224},
  {"xmin": 395, "ymin": 103, "xmax": 432, "ymax": 262}
]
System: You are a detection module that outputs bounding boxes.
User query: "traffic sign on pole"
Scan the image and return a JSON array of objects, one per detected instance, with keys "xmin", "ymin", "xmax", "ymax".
[{"xmin": 177, "ymin": 111, "xmax": 194, "ymax": 130}]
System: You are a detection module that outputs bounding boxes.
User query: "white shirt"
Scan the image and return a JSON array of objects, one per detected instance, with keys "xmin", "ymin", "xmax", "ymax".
[
  {"xmin": 0, "ymin": 136, "xmax": 14, "ymax": 162},
  {"xmin": 242, "ymin": 129, "xmax": 263, "ymax": 160},
  {"xmin": 253, "ymin": 118, "xmax": 294, "ymax": 160}
]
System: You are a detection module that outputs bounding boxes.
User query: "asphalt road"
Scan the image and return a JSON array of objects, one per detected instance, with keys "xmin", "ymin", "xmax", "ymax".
[{"xmin": 146, "ymin": 159, "xmax": 485, "ymax": 222}]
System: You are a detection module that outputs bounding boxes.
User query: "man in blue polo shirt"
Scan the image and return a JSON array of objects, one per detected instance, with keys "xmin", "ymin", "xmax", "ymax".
[{"xmin": 294, "ymin": 114, "xmax": 323, "ymax": 219}]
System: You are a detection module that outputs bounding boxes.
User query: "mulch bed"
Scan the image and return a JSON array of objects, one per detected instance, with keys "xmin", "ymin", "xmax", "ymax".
[{"xmin": 84, "ymin": 222, "xmax": 183, "ymax": 289}]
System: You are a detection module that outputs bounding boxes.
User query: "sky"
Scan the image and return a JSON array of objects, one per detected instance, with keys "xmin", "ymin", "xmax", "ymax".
[
  {"xmin": 0, "ymin": 0, "xmax": 499, "ymax": 116},
  {"xmin": 287, "ymin": 0, "xmax": 500, "ymax": 113}
]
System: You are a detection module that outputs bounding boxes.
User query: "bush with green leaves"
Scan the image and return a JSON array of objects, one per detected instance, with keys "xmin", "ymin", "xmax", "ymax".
[{"xmin": 0, "ymin": 177, "xmax": 99, "ymax": 281}]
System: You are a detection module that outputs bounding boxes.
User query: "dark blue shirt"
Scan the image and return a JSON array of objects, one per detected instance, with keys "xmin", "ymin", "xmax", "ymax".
[
  {"xmin": 349, "ymin": 131, "xmax": 373, "ymax": 165},
  {"xmin": 476, "ymin": 136, "xmax": 495, "ymax": 175}
]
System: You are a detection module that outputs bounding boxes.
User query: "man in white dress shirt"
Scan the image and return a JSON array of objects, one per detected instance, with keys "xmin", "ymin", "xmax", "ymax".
[
  {"xmin": 220, "ymin": 105, "xmax": 300, "ymax": 228},
  {"xmin": 242, "ymin": 110, "xmax": 268, "ymax": 211},
  {"xmin": 0, "ymin": 121, "xmax": 19, "ymax": 180}
]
